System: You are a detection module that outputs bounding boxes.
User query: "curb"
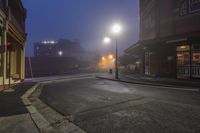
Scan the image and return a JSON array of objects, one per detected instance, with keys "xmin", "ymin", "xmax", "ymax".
[
  {"xmin": 96, "ymin": 76, "xmax": 200, "ymax": 92},
  {"xmin": 21, "ymin": 75, "xmax": 91, "ymax": 133},
  {"xmin": 21, "ymin": 82, "xmax": 55, "ymax": 133}
]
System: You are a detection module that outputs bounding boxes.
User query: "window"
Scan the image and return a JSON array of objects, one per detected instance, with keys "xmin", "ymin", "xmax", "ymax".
[
  {"xmin": 189, "ymin": 0, "xmax": 200, "ymax": 13},
  {"xmin": 177, "ymin": 52, "xmax": 190, "ymax": 65},
  {"xmin": 192, "ymin": 52, "xmax": 200, "ymax": 65},
  {"xmin": 192, "ymin": 44, "xmax": 200, "ymax": 50},
  {"xmin": 180, "ymin": 0, "xmax": 188, "ymax": 16},
  {"xmin": 143, "ymin": 13, "xmax": 155, "ymax": 31}
]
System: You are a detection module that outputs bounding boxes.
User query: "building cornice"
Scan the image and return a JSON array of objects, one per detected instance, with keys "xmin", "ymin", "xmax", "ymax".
[{"xmin": 8, "ymin": 22, "xmax": 26, "ymax": 45}]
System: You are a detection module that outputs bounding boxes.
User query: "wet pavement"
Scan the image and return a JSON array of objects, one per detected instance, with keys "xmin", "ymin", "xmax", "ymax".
[{"xmin": 40, "ymin": 77, "xmax": 200, "ymax": 133}]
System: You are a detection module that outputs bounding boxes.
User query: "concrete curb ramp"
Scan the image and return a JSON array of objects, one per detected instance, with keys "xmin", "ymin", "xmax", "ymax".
[{"xmin": 21, "ymin": 75, "xmax": 93, "ymax": 133}]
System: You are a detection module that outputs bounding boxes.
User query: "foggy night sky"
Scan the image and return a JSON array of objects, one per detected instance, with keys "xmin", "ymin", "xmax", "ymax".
[{"xmin": 22, "ymin": 0, "xmax": 139, "ymax": 56}]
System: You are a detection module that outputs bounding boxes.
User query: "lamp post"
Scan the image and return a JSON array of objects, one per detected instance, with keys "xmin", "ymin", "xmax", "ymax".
[
  {"xmin": 103, "ymin": 23, "xmax": 122, "ymax": 79},
  {"xmin": 112, "ymin": 24, "xmax": 121, "ymax": 79}
]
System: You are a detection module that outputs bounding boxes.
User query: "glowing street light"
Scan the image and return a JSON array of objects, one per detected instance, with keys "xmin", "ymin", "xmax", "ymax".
[
  {"xmin": 58, "ymin": 51, "xmax": 63, "ymax": 56},
  {"xmin": 109, "ymin": 54, "xmax": 113, "ymax": 60},
  {"xmin": 102, "ymin": 56, "xmax": 105, "ymax": 61},
  {"xmin": 103, "ymin": 37, "xmax": 111, "ymax": 44},
  {"xmin": 102, "ymin": 23, "xmax": 122, "ymax": 79},
  {"xmin": 112, "ymin": 23, "xmax": 122, "ymax": 34}
]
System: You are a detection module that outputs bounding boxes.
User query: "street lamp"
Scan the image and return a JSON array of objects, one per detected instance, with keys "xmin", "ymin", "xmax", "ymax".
[
  {"xmin": 58, "ymin": 51, "xmax": 63, "ymax": 56},
  {"xmin": 108, "ymin": 54, "xmax": 114, "ymax": 60},
  {"xmin": 103, "ymin": 37, "xmax": 111, "ymax": 44},
  {"xmin": 112, "ymin": 23, "xmax": 122, "ymax": 79},
  {"xmin": 111, "ymin": 24, "xmax": 122, "ymax": 34},
  {"xmin": 101, "ymin": 56, "xmax": 105, "ymax": 61},
  {"xmin": 103, "ymin": 23, "xmax": 122, "ymax": 79}
]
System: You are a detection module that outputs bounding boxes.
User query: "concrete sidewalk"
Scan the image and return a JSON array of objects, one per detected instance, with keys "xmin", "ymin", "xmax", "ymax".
[
  {"xmin": 0, "ymin": 82, "xmax": 39, "ymax": 133},
  {"xmin": 96, "ymin": 73, "xmax": 200, "ymax": 91}
]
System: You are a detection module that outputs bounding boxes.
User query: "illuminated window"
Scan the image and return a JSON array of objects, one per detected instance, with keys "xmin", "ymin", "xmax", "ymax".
[
  {"xmin": 177, "ymin": 52, "xmax": 190, "ymax": 65},
  {"xmin": 192, "ymin": 52, "xmax": 200, "ymax": 65}
]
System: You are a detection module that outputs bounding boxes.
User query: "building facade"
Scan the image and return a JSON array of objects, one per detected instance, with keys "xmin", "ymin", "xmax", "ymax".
[
  {"xmin": 125, "ymin": 0, "xmax": 200, "ymax": 79},
  {"xmin": 0, "ymin": 0, "xmax": 26, "ymax": 90},
  {"xmin": 34, "ymin": 39, "xmax": 93, "ymax": 61},
  {"xmin": 26, "ymin": 39, "xmax": 96, "ymax": 77}
]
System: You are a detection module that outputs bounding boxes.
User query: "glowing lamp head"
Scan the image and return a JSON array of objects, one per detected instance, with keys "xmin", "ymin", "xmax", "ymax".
[
  {"xmin": 112, "ymin": 24, "xmax": 122, "ymax": 34},
  {"xmin": 103, "ymin": 37, "xmax": 111, "ymax": 44},
  {"xmin": 109, "ymin": 54, "xmax": 113, "ymax": 60},
  {"xmin": 102, "ymin": 56, "xmax": 105, "ymax": 61},
  {"xmin": 58, "ymin": 51, "xmax": 63, "ymax": 56}
]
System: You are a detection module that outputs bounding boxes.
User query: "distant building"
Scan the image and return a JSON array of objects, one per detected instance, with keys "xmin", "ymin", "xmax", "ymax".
[
  {"xmin": 26, "ymin": 39, "xmax": 95, "ymax": 77},
  {"xmin": 34, "ymin": 39, "xmax": 92, "ymax": 61},
  {"xmin": 125, "ymin": 0, "xmax": 200, "ymax": 79},
  {"xmin": 0, "ymin": 0, "xmax": 26, "ymax": 90}
]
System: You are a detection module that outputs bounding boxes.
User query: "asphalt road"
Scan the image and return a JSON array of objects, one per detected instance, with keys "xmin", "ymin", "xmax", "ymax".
[{"xmin": 40, "ymin": 77, "xmax": 200, "ymax": 133}]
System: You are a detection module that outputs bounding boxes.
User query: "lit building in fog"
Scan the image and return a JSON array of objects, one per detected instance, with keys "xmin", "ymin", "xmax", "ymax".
[
  {"xmin": 125, "ymin": 0, "xmax": 200, "ymax": 79},
  {"xmin": 0, "ymin": 0, "xmax": 26, "ymax": 90},
  {"xmin": 34, "ymin": 39, "xmax": 93, "ymax": 61}
]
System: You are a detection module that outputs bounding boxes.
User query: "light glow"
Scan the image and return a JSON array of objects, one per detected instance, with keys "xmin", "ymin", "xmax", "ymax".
[
  {"xmin": 112, "ymin": 23, "xmax": 122, "ymax": 34},
  {"xmin": 103, "ymin": 37, "xmax": 111, "ymax": 44},
  {"xmin": 109, "ymin": 54, "xmax": 113, "ymax": 60},
  {"xmin": 42, "ymin": 40, "xmax": 57, "ymax": 44},
  {"xmin": 58, "ymin": 51, "xmax": 63, "ymax": 56}
]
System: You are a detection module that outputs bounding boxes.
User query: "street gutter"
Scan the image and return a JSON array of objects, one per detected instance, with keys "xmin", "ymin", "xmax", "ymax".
[
  {"xmin": 95, "ymin": 76, "xmax": 200, "ymax": 92},
  {"xmin": 21, "ymin": 75, "xmax": 93, "ymax": 133}
]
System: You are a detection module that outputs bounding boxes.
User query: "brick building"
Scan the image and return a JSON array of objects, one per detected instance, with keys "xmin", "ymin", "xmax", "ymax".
[
  {"xmin": 125, "ymin": 0, "xmax": 200, "ymax": 79},
  {"xmin": 0, "ymin": 0, "xmax": 26, "ymax": 90}
]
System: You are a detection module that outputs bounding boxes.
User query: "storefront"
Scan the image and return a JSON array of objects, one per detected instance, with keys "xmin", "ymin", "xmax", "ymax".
[
  {"xmin": 0, "ymin": 0, "xmax": 26, "ymax": 90},
  {"xmin": 177, "ymin": 44, "xmax": 200, "ymax": 79}
]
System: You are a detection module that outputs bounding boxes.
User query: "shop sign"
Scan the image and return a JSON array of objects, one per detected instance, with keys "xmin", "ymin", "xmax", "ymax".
[{"xmin": 177, "ymin": 45, "xmax": 190, "ymax": 51}]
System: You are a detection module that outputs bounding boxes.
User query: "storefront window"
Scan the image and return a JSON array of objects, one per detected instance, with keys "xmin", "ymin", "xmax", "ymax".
[
  {"xmin": 192, "ymin": 52, "xmax": 200, "ymax": 65},
  {"xmin": 177, "ymin": 52, "xmax": 190, "ymax": 65},
  {"xmin": 177, "ymin": 45, "xmax": 191, "ymax": 79}
]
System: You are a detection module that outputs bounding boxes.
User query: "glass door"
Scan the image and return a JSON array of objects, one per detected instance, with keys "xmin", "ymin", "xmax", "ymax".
[{"xmin": 177, "ymin": 45, "xmax": 190, "ymax": 79}]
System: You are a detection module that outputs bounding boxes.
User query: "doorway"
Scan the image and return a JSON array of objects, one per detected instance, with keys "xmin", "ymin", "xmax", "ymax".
[{"xmin": 176, "ymin": 45, "xmax": 190, "ymax": 79}]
